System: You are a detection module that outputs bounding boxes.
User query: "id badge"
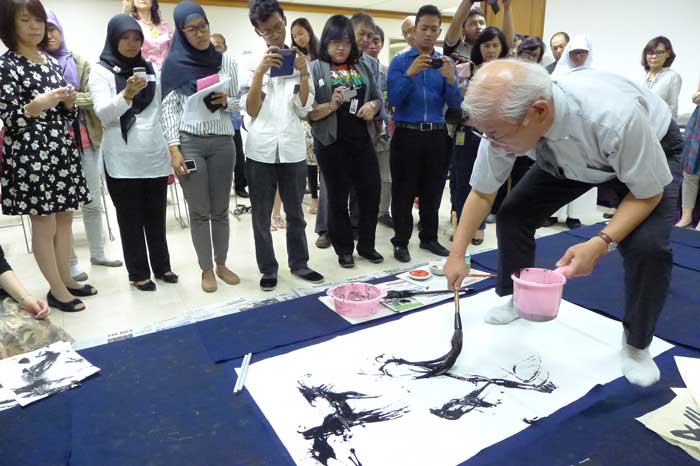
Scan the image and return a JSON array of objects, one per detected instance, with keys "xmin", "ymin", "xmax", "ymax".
[
  {"xmin": 456, "ymin": 131, "xmax": 465, "ymax": 146},
  {"xmin": 349, "ymin": 98, "xmax": 359, "ymax": 115}
]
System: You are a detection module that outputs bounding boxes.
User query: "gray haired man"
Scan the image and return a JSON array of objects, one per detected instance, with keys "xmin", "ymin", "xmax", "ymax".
[{"xmin": 445, "ymin": 59, "xmax": 682, "ymax": 387}]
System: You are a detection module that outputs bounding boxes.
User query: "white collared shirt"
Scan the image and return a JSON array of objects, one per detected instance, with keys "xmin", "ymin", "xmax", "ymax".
[
  {"xmin": 239, "ymin": 54, "xmax": 314, "ymax": 164},
  {"xmin": 470, "ymin": 68, "xmax": 673, "ymax": 199}
]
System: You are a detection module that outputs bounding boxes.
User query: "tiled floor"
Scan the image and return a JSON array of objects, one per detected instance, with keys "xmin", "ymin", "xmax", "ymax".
[{"xmin": 0, "ymin": 185, "xmax": 606, "ymax": 348}]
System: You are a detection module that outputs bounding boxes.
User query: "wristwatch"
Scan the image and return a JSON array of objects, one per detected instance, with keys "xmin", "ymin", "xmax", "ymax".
[{"xmin": 596, "ymin": 231, "xmax": 618, "ymax": 253}]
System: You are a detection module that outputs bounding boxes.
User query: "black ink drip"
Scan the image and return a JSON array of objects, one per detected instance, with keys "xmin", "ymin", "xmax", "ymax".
[
  {"xmin": 297, "ymin": 382, "xmax": 408, "ymax": 465},
  {"xmin": 348, "ymin": 448, "xmax": 363, "ymax": 466}
]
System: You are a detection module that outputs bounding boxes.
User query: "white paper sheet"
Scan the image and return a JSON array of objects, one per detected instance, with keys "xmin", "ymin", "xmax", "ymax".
[
  {"xmin": 182, "ymin": 77, "xmax": 231, "ymax": 124},
  {"xmin": 0, "ymin": 341, "xmax": 100, "ymax": 407},
  {"xmin": 637, "ymin": 388, "xmax": 700, "ymax": 461},
  {"xmin": 244, "ymin": 290, "xmax": 673, "ymax": 466},
  {"xmin": 675, "ymin": 356, "xmax": 700, "ymax": 408},
  {"xmin": 0, "ymin": 384, "xmax": 18, "ymax": 412}
]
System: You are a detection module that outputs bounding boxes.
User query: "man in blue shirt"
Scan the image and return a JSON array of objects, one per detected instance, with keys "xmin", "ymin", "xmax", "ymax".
[{"xmin": 388, "ymin": 4, "xmax": 463, "ymax": 262}]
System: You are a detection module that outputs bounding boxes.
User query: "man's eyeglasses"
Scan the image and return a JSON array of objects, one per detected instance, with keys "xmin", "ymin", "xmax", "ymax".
[
  {"xmin": 182, "ymin": 23, "xmax": 210, "ymax": 35},
  {"xmin": 256, "ymin": 22, "xmax": 285, "ymax": 38}
]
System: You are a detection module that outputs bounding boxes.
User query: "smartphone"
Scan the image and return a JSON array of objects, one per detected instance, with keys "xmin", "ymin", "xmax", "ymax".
[
  {"xmin": 133, "ymin": 66, "xmax": 147, "ymax": 80},
  {"xmin": 431, "ymin": 58, "xmax": 444, "ymax": 69},
  {"xmin": 341, "ymin": 88, "xmax": 357, "ymax": 102},
  {"xmin": 270, "ymin": 48, "xmax": 297, "ymax": 78},
  {"xmin": 184, "ymin": 159, "xmax": 197, "ymax": 173}
]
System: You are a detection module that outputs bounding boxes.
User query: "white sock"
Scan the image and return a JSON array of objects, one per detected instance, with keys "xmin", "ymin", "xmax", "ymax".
[
  {"xmin": 484, "ymin": 296, "xmax": 520, "ymax": 325},
  {"xmin": 70, "ymin": 263, "xmax": 84, "ymax": 278},
  {"xmin": 620, "ymin": 333, "xmax": 660, "ymax": 387}
]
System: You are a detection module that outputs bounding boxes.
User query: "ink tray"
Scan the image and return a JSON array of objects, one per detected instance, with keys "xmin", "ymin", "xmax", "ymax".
[{"xmin": 327, "ymin": 283, "xmax": 387, "ymax": 318}]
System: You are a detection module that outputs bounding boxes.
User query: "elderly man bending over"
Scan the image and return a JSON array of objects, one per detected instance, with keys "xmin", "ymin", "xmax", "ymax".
[{"xmin": 445, "ymin": 59, "xmax": 680, "ymax": 387}]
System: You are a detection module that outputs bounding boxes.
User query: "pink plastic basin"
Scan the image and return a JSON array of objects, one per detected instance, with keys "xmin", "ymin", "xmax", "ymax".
[
  {"xmin": 327, "ymin": 283, "xmax": 387, "ymax": 318},
  {"xmin": 511, "ymin": 266, "xmax": 569, "ymax": 322}
]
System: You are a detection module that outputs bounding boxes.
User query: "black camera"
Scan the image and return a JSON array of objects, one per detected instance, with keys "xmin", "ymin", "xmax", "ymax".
[{"xmin": 431, "ymin": 58, "xmax": 444, "ymax": 69}]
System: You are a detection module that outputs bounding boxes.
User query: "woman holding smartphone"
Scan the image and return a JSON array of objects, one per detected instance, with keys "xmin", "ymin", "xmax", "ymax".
[
  {"xmin": 90, "ymin": 13, "xmax": 176, "ymax": 291},
  {"xmin": 160, "ymin": 0, "xmax": 240, "ymax": 293},
  {"xmin": 308, "ymin": 15, "xmax": 383, "ymax": 268},
  {"xmin": 0, "ymin": 0, "xmax": 93, "ymax": 312}
]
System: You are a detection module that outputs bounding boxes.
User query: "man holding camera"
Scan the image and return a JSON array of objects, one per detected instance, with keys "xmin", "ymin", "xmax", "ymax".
[
  {"xmin": 387, "ymin": 5, "xmax": 462, "ymax": 262},
  {"xmin": 241, "ymin": 0, "xmax": 325, "ymax": 291}
]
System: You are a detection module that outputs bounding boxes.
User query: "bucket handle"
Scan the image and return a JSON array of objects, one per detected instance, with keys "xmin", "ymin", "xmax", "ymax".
[{"xmin": 553, "ymin": 265, "xmax": 572, "ymax": 277}]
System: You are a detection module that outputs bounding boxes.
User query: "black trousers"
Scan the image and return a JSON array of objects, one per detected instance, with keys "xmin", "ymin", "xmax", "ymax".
[
  {"xmin": 496, "ymin": 163, "xmax": 674, "ymax": 349},
  {"xmin": 233, "ymin": 130, "xmax": 248, "ymax": 191},
  {"xmin": 315, "ymin": 138, "xmax": 380, "ymax": 256},
  {"xmin": 390, "ymin": 127, "xmax": 450, "ymax": 247},
  {"xmin": 307, "ymin": 165, "xmax": 319, "ymax": 199},
  {"xmin": 105, "ymin": 173, "xmax": 171, "ymax": 282}
]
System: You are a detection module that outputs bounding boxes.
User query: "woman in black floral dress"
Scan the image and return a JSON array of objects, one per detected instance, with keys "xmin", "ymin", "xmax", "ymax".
[{"xmin": 0, "ymin": 0, "xmax": 95, "ymax": 312}]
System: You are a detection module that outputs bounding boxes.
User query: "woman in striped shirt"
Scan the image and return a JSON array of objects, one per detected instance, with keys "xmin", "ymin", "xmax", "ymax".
[{"xmin": 160, "ymin": 0, "xmax": 240, "ymax": 293}]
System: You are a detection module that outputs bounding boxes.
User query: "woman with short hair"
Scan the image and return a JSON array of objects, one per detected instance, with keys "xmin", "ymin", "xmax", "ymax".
[{"xmin": 0, "ymin": 0, "xmax": 93, "ymax": 312}]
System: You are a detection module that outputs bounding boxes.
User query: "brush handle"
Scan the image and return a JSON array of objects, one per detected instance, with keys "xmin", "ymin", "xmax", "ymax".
[{"xmin": 453, "ymin": 290, "xmax": 462, "ymax": 330}]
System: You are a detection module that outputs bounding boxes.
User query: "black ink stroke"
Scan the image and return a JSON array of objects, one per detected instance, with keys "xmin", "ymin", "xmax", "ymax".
[
  {"xmin": 297, "ymin": 382, "xmax": 408, "ymax": 465},
  {"xmin": 377, "ymin": 353, "xmax": 557, "ymax": 420},
  {"xmin": 670, "ymin": 406, "xmax": 700, "ymax": 442},
  {"xmin": 348, "ymin": 448, "xmax": 363, "ymax": 466},
  {"xmin": 20, "ymin": 350, "xmax": 60, "ymax": 380}
]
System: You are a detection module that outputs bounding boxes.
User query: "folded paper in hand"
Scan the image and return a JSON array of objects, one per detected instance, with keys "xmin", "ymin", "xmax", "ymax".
[{"xmin": 183, "ymin": 77, "xmax": 231, "ymax": 124}]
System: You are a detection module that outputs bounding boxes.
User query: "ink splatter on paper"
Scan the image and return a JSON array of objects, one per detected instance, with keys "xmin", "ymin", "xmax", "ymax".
[
  {"xmin": 0, "ymin": 341, "xmax": 100, "ymax": 406},
  {"xmin": 297, "ymin": 379, "xmax": 408, "ymax": 465}
]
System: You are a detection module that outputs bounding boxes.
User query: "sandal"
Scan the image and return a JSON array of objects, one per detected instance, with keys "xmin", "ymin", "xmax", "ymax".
[
  {"xmin": 47, "ymin": 291, "xmax": 85, "ymax": 312},
  {"xmin": 67, "ymin": 284, "xmax": 98, "ymax": 297},
  {"xmin": 272, "ymin": 215, "xmax": 286, "ymax": 229}
]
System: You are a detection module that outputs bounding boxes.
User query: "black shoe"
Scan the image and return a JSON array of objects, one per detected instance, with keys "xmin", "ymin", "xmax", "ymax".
[
  {"xmin": 338, "ymin": 254, "xmax": 355, "ymax": 268},
  {"xmin": 47, "ymin": 291, "xmax": 85, "ymax": 312},
  {"xmin": 260, "ymin": 276, "xmax": 277, "ymax": 291},
  {"xmin": 293, "ymin": 268, "xmax": 324, "ymax": 283},
  {"xmin": 471, "ymin": 237, "xmax": 484, "ymax": 246},
  {"xmin": 235, "ymin": 188, "xmax": 250, "ymax": 198},
  {"xmin": 377, "ymin": 214, "xmax": 394, "ymax": 228},
  {"xmin": 393, "ymin": 245, "xmax": 411, "ymax": 263},
  {"xmin": 66, "ymin": 284, "xmax": 98, "ymax": 297},
  {"xmin": 603, "ymin": 211, "xmax": 615, "ymax": 219},
  {"xmin": 358, "ymin": 249, "xmax": 384, "ymax": 264},
  {"xmin": 541, "ymin": 217, "xmax": 557, "ymax": 228},
  {"xmin": 315, "ymin": 232, "xmax": 331, "ymax": 249},
  {"xmin": 566, "ymin": 217, "xmax": 582, "ymax": 229},
  {"xmin": 419, "ymin": 240, "xmax": 450, "ymax": 257},
  {"xmin": 132, "ymin": 280, "xmax": 156, "ymax": 291},
  {"xmin": 155, "ymin": 271, "xmax": 179, "ymax": 283}
]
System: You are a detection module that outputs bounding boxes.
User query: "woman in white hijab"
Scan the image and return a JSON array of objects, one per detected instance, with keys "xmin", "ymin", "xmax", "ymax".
[
  {"xmin": 544, "ymin": 35, "xmax": 598, "ymax": 229},
  {"xmin": 551, "ymin": 34, "xmax": 593, "ymax": 78}
]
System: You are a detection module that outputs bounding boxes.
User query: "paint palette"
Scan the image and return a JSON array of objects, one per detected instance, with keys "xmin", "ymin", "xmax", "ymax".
[{"xmin": 408, "ymin": 269, "xmax": 431, "ymax": 281}]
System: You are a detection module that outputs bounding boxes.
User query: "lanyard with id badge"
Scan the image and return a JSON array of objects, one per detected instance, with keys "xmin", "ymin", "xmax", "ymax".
[{"xmin": 341, "ymin": 87, "xmax": 358, "ymax": 114}]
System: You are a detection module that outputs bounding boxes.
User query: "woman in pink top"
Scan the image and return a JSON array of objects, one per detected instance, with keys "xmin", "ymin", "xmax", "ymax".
[{"xmin": 130, "ymin": 0, "xmax": 171, "ymax": 71}]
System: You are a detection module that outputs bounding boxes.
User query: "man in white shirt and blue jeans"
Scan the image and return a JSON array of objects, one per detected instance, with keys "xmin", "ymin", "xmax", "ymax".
[
  {"xmin": 242, "ymin": 0, "xmax": 324, "ymax": 291},
  {"xmin": 445, "ymin": 59, "xmax": 682, "ymax": 388}
]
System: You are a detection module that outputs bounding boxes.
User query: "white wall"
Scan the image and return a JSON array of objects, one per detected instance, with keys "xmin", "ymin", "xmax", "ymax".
[
  {"xmin": 29, "ymin": 0, "xmax": 404, "ymax": 67},
  {"xmin": 543, "ymin": 0, "xmax": 700, "ymax": 118}
]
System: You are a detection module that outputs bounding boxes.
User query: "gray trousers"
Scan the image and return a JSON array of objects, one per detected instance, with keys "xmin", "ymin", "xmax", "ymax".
[
  {"xmin": 681, "ymin": 173, "xmax": 700, "ymax": 209},
  {"xmin": 178, "ymin": 133, "xmax": 235, "ymax": 271},
  {"xmin": 246, "ymin": 158, "xmax": 309, "ymax": 275},
  {"xmin": 376, "ymin": 145, "xmax": 392, "ymax": 216},
  {"xmin": 80, "ymin": 146, "xmax": 106, "ymax": 258}
]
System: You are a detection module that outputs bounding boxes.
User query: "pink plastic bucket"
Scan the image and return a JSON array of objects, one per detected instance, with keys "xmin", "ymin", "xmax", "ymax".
[
  {"xmin": 511, "ymin": 266, "xmax": 570, "ymax": 322},
  {"xmin": 327, "ymin": 283, "xmax": 387, "ymax": 318}
]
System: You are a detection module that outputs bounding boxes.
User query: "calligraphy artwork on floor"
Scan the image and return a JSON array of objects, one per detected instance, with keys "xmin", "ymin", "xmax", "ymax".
[
  {"xmin": 0, "ymin": 341, "xmax": 100, "ymax": 407},
  {"xmin": 244, "ymin": 290, "xmax": 673, "ymax": 466}
]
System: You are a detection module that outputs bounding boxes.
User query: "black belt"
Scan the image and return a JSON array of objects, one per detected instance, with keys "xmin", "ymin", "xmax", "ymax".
[{"xmin": 395, "ymin": 122, "xmax": 446, "ymax": 132}]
